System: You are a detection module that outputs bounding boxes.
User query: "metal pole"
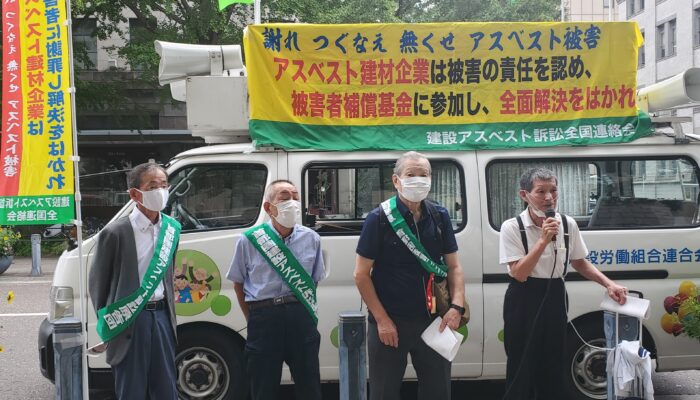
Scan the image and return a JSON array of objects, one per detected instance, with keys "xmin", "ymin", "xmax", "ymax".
[
  {"xmin": 30, "ymin": 234, "xmax": 42, "ymax": 276},
  {"xmin": 338, "ymin": 311, "xmax": 367, "ymax": 400},
  {"xmin": 560, "ymin": 0, "xmax": 565, "ymax": 21},
  {"xmin": 63, "ymin": 0, "xmax": 89, "ymax": 398},
  {"xmin": 254, "ymin": 0, "xmax": 261, "ymax": 24},
  {"xmin": 54, "ymin": 317, "xmax": 83, "ymax": 399}
]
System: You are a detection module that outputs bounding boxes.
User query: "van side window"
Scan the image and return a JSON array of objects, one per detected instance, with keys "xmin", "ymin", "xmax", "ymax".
[
  {"xmin": 304, "ymin": 160, "xmax": 465, "ymax": 235},
  {"xmin": 165, "ymin": 164, "xmax": 267, "ymax": 231},
  {"xmin": 487, "ymin": 157, "xmax": 700, "ymax": 230}
]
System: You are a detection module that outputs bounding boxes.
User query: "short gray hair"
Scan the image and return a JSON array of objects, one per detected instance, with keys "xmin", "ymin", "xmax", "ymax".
[
  {"xmin": 127, "ymin": 163, "xmax": 167, "ymax": 189},
  {"xmin": 393, "ymin": 151, "xmax": 431, "ymax": 176},
  {"xmin": 264, "ymin": 179, "xmax": 295, "ymax": 203},
  {"xmin": 519, "ymin": 167, "xmax": 558, "ymax": 192}
]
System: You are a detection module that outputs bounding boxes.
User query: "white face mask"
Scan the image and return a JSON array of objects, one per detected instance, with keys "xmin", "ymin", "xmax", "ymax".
[
  {"xmin": 136, "ymin": 188, "xmax": 169, "ymax": 212},
  {"xmin": 398, "ymin": 177, "xmax": 431, "ymax": 203},
  {"xmin": 272, "ymin": 199, "xmax": 301, "ymax": 228},
  {"xmin": 525, "ymin": 192, "xmax": 557, "ymax": 218}
]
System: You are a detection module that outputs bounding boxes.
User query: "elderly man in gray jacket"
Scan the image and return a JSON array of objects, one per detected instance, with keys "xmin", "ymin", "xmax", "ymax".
[{"xmin": 89, "ymin": 162, "xmax": 180, "ymax": 400}]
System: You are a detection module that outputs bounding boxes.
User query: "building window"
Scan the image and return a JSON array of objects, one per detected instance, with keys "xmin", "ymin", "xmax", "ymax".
[
  {"xmin": 657, "ymin": 19, "xmax": 677, "ymax": 60},
  {"xmin": 627, "ymin": 0, "xmax": 644, "ymax": 17},
  {"xmin": 72, "ymin": 18, "xmax": 97, "ymax": 70},
  {"xmin": 638, "ymin": 31, "xmax": 645, "ymax": 69},
  {"xmin": 657, "ymin": 23, "xmax": 666, "ymax": 59},
  {"xmin": 128, "ymin": 18, "xmax": 151, "ymax": 70},
  {"xmin": 669, "ymin": 19, "xmax": 677, "ymax": 56},
  {"xmin": 695, "ymin": 9, "xmax": 700, "ymax": 47}
]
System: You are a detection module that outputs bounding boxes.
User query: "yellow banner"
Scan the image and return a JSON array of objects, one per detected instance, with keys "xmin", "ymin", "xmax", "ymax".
[
  {"xmin": 245, "ymin": 22, "xmax": 643, "ymax": 126},
  {"xmin": 19, "ymin": 0, "xmax": 74, "ymax": 195}
]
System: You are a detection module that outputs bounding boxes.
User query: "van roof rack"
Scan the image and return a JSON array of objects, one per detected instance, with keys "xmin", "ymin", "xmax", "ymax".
[{"xmin": 650, "ymin": 115, "xmax": 695, "ymax": 144}]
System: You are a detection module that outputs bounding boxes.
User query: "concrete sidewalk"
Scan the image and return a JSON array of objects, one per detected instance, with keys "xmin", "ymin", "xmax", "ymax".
[{"xmin": 0, "ymin": 256, "xmax": 58, "ymax": 279}]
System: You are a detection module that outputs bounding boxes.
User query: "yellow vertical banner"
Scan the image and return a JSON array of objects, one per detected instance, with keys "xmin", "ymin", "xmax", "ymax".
[{"xmin": 1, "ymin": 0, "xmax": 75, "ymax": 224}]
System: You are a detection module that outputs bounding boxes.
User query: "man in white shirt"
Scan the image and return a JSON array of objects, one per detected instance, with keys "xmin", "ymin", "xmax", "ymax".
[
  {"xmin": 89, "ymin": 162, "xmax": 179, "ymax": 400},
  {"xmin": 499, "ymin": 167, "xmax": 627, "ymax": 400}
]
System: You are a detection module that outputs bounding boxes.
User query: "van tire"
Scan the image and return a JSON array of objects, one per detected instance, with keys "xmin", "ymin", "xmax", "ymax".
[
  {"xmin": 176, "ymin": 327, "xmax": 248, "ymax": 400},
  {"xmin": 564, "ymin": 320, "xmax": 608, "ymax": 400}
]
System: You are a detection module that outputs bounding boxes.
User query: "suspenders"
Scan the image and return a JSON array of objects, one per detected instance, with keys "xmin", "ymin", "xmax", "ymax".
[{"xmin": 515, "ymin": 214, "xmax": 570, "ymax": 276}]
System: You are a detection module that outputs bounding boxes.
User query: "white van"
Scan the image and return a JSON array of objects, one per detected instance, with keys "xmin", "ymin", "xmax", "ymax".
[
  {"xmin": 38, "ymin": 133, "xmax": 700, "ymax": 399},
  {"xmin": 37, "ymin": 43, "xmax": 700, "ymax": 399}
]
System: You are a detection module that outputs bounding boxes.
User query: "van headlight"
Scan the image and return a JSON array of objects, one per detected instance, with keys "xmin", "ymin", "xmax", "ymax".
[{"xmin": 49, "ymin": 286, "xmax": 73, "ymax": 321}]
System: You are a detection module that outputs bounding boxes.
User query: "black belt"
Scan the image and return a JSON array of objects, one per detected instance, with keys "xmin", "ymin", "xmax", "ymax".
[
  {"xmin": 144, "ymin": 299, "xmax": 166, "ymax": 311},
  {"xmin": 247, "ymin": 294, "xmax": 299, "ymax": 311}
]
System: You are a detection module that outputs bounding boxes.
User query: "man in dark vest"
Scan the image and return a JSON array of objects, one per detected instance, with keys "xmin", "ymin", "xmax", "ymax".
[{"xmin": 89, "ymin": 162, "xmax": 180, "ymax": 399}]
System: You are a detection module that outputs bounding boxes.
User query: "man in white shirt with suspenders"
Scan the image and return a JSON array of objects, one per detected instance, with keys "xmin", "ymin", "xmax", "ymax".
[
  {"xmin": 227, "ymin": 180, "xmax": 326, "ymax": 400},
  {"xmin": 499, "ymin": 167, "xmax": 628, "ymax": 399}
]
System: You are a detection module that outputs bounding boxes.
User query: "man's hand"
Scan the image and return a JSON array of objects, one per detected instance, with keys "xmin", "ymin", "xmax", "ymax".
[
  {"xmin": 377, "ymin": 317, "xmax": 399, "ymax": 348},
  {"xmin": 439, "ymin": 308, "xmax": 461, "ymax": 332},
  {"xmin": 607, "ymin": 282, "xmax": 628, "ymax": 305},
  {"xmin": 541, "ymin": 217, "xmax": 560, "ymax": 242}
]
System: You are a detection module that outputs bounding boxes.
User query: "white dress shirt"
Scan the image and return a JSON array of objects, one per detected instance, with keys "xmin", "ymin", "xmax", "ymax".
[{"xmin": 129, "ymin": 207, "xmax": 165, "ymax": 301}]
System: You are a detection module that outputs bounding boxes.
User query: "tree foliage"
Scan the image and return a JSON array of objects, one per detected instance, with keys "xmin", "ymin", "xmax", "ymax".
[{"xmin": 71, "ymin": 0, "xmax": 559, "ymax": 127}]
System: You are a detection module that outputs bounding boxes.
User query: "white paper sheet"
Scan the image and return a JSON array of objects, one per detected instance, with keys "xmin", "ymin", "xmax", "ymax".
[
  {"xmin": 420, "ymin": 317, "xmax": 464, "ymax": 362},
  {"xmin": 600, "ymin": 294, "xmax": 650, "ymax": 320}
]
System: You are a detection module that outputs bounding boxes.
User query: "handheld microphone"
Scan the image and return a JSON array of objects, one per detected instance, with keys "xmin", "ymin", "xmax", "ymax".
[{"xmin": 545, "ymin": 208, "xmax": 556, "ymax": 242}]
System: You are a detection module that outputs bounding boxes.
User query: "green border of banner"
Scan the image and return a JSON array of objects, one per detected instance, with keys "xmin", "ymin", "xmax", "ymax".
[
  {"xmin": 250, "ymin": 111, "xmax": 652, "ymax": 151},
  {"xmin": 0, "ymin": 195, "xmax": 75, "ymax": 225}
]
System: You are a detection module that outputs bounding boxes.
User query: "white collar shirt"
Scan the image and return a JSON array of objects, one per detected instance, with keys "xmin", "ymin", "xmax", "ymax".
[
  {"xmin": 129, "ymin": 207, "xmax": 165, "ymax": 301},
  {"xmin": 499, "ymin": 209, "xmax": 588, "ymax": 279}
]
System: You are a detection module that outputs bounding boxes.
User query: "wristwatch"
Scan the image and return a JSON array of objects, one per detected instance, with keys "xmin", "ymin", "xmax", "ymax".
[{"xmin": 449, "ymin": 303, "xmax": 466, "ymax": 315}]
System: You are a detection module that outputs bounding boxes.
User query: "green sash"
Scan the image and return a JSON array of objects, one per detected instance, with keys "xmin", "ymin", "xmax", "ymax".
[
  {"xmin": 96, "ymin": 214, "xmax": 181, "ymax": 342},
  {"xmin": 244, "ymin": 223, "xmax": 318, "ymax": 323},
  {"xmin": 381, "ymin": 196, "xmax": 448, "ymax": 278}
]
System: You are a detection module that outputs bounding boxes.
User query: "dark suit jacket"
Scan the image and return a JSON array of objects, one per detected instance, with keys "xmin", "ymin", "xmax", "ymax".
[{"xmin": 88, "ymin": 216, "xmax": 178, "ymax": 366}]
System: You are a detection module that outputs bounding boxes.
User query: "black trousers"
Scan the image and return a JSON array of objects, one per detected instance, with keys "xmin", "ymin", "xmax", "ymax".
[
  {"xmin": 503, "ymin": 277, "xmax": 567, "ymax": 400},
  {"xmin": 368, "ymin": 314, "xmax": 451, "ymax": 400},
  {"xmin": 244, "ymin": 302, "xmax": 322, "ymax": 400}
]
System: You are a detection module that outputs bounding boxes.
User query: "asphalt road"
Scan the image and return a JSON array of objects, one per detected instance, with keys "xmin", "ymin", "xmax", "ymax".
[{"xmin": 1, "ymin": 257, "xmax": 699, "ymax": 400}]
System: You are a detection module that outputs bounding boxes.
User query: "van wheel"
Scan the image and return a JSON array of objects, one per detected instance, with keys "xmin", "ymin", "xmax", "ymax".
[
  {"xmin": 564, "ymin": 321, "xmax": 608, "ymax": 400},
  {"xmin": 176, "ymin": 328, "xmax": 248, "ymax": 400}
]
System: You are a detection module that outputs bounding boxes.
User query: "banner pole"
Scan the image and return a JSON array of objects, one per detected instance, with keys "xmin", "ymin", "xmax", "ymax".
[
  {"xmin": 254, "ymin": 0, "xmax": 261, "ymax": 24},
  {"xmin": 63, "ymin": 0, "xmax": 89, "ymax": 398}
]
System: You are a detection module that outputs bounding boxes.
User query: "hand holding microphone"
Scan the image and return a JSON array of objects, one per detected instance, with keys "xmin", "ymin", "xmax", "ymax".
[{"xmin": 544, "ymin": 208, "xmax": 558, "ymax": 243}]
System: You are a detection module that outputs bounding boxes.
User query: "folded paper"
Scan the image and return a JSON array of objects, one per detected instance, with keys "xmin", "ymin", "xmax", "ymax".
[
  {"xmin": 600, "ymin": 294, "xmax": 650, "ymax": 320},
  {"xmin": 420, "ymin": 316, "xmax": 463, "ymax": 362}
]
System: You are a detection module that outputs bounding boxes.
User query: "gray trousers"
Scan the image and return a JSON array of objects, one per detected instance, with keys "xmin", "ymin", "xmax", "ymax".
[
  {"xmin": 368, "ymin": 315, "xmax": 451, "ymax": 400},
  {"xmin": 112, "ymin": 308, "xmax": 177, "ymax": 400}
]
